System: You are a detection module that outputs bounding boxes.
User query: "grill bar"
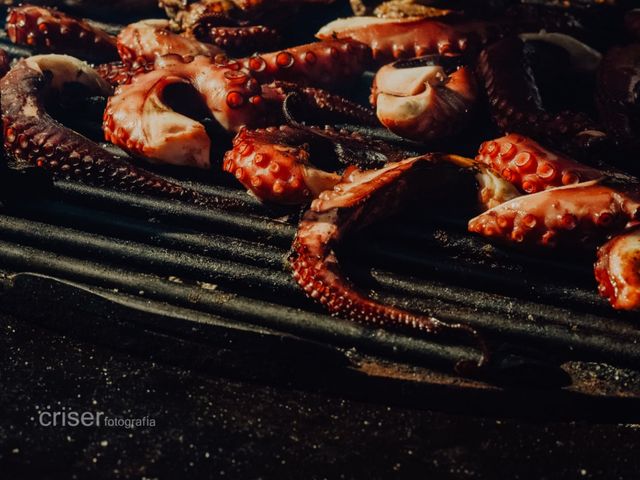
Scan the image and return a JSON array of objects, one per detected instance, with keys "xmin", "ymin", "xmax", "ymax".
[
  {"xmin": 0, "ymin": 7, "xmax": 639, "ymax": 402},
  {"xmin": 0, "ymin": 241, "xmax": 479, "ymax": 370}
]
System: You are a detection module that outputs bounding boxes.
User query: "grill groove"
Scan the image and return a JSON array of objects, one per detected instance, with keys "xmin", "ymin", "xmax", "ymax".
[{"xmin": 0, "ymin": 8, "xmax": 639, "ymax": 408}]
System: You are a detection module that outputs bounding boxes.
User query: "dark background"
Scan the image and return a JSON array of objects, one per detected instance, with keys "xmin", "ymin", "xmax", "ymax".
[{"xmin": 1, "ymin": 313, "xmax": 639, "ymax": 480}]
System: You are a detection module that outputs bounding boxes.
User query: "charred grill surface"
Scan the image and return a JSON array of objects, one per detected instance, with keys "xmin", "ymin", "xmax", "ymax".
[{"xmin": 0, "ymin": 6, "xmax": 639, "ymax": 416}]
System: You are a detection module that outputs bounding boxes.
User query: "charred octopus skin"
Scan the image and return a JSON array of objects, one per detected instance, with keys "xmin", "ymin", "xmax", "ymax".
[
  {"xmin": 371, "ymin": 55, "xmax": 477, "ymax": 142},
  {"xmin": 0, "ymin": 54, "xmax": 210, "ymax": 205},
  {"xmin": 595, "ymin": 226, "xmax": 640, "ymax": 311},
  {"xmin": 290, "ymin": 155, "xmax": 489, "ymax": 368},
  {"xmin": 103, "ymin": 55, "xmax": 266, "ymax": 169},
  {"xmin": 5, "ymin": 4, "xmax": 118, "ymax": 62}
]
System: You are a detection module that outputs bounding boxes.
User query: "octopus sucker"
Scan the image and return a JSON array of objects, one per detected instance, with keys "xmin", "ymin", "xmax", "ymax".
[
  {"xmin": 94, "ymin": 60, "xmax": 155, "ymax": 87},
  {"xmin": 371, "ymin": 54, "xmax": 477, "ymax": 142},
  {"xmin": 238, "ymin": 39, "xmax": 373, "ymax": 90},
  {"xmin": 263, "ymin": 80, "xmax": 378, "ymax": 127},
  {"xmin": 317, "ymin": 15, "xmax": 500, "ymax": 64},
  {"xmin": 5, "ymin": 4, "xmax": 118, "ymax": 62},
  {"xmin": 475, "ymin": 134, "xmax": 605, "ymax": 193},
  {"xmin": 290, "ymin": 155, "xmax": 489, "ymax": 368},
  {"xmin": 595, "ymin": 225, "xmax": 640, "ymax": 311},
  {"xmin": 224, "ymin": 125, "xmax": 341, "ymax": 204},
  {"xmin": 476, "ymin": 36, "xmax": 609, "ymax": 160},
  {"xmin": 103, "ymin": 55, "xmax": 266, "ymax": 169},
  {"xmin": 192, "ymin": 24, "xmax": 280, "ymax": 57},
  {"xmin": 468, "ymin": 180, "xmax": 640, "ymax": 249},
  {"xmin": 224, "ymin": 124, "xmax": 409, "ymax": 204},
  {"xmin": 0, "ymin": 54, "xmax": 212, "ymax": 206},
  {"xmin": 116, "ymin": 19, "xmax": 224, "ymax": 63}
]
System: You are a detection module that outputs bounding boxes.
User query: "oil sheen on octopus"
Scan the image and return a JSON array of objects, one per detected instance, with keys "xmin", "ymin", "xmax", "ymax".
[
  {"xmin": 5, "ymin": 4, "xmax": 118, "ymax": 62},
  {"xmin": 371, "ymin": 55, "xmax": 477, "ymax": 142},
  {"xmin": 116, "ymin": 19, "xmax": 224, "ymax": 63},
  {"xmin": 475, "ymin": 134, "xmax": 605, "ymax": 194},
  {"xmin": 103, "ymin": 55, "xmax": 266, "ymax": 170},
  {"xmin": 290, "ymin": 155, "xmax": 489, "ymax": 369},
  {"xmin": 595, "ymin": 225, "xmax": 640, "ymax": 311},
  {"xmin": 223, "ymin": 122, "xmax": 404, "ymax": 205},
  {"xmin": 317, "ymin": 15, "xmax": 501, "ymax": 63},
  {"xmin": 468, "ymin": 179, "xmax": 640, "ymax": 249},
  {"xmin": 235, "ymin": 39, "xmax": 373, "ymax": 90},
  {"xmin": 0, "ymin": 54, "xmax": 212, "ymax": 206}
]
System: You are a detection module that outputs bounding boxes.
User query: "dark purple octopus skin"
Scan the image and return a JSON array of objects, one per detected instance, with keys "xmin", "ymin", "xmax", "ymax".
[
  {"xmin": 0, "ymin": 55, "xmax": 213, "ymax": 207},
  {"xmin": 626, "ymin": 9, "xmax": 640, "ymax": 41},
  {"xmin": 596, "ymin": 44, "xmax": 640, "ymax": 154},
  {"xmin": 290, "ymin": 155, "xmax": 489, "ymax": 369},
  {"xmin": 477, "ymin": 36, "xmax": 608, "ymax": 161},
  {"xmin": 5, "ymin": 5, "xmax": 118, "ymax": 62},
  {"xmin": 0, "ymin": 48, "xmax": 10, "ymax": 78},
  {"xmin": 192, "ymin": 23, "xmax": 280, "ymax": 57}
]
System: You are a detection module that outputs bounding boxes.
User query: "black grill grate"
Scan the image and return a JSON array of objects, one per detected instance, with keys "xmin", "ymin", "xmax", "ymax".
[{"xmin": 0, "ymin": 6, "xmax": 639, "ymax": 418}]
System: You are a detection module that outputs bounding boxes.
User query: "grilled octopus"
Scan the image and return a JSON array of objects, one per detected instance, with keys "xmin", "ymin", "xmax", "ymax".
[
  {"xmin": 317, "ymin": 15, "xmax": 501, "ymax": 63},
  {"xmin": 160, "ymin": 0, "xmax": 335, "ymax": 56},
  {"xmin": 5, "ymin": 4, "xmax": 119, "ymax": 62},
  {"xmin": 290, "ymin": 155, "xmax": 491, "ymax": 369},
  {"xmin": 468, "ymin": 134, "xmax": 640, "ymax": 310},
  {"xmin": 0, "ymin": 54, "xmax": 216, "ymax": 207},
  {"xmin": 371, "ymin": 54, "xmax": 477, "ymax": 142},
  {"xmin": 476, "ymin": 35, "xmax": 608, "ymax": 161},
  {"xmin": 102, "ymin": 38, "xmax": 374, "ymax": 168},
  {"xmin": 596, "ymin": 43, "xmax": 640, "ymax": 157}
]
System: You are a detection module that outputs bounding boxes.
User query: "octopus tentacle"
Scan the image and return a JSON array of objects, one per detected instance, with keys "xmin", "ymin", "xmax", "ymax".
[
  {"xmin": 223, "ymin": 124, "xmax": 409, "ymax": 204},
  {"xmin": 192, "ymin": 24, "xmax": 280, "ymax": 57},
  {"xmin": 477, "ymin": 36, "xmax": 608, "ymax": 160},
  {"xmin": 290, "ymin": 156, "xmax": 489, "ymax": 368},
  {"xmin": 264, "ymin": 81, "xmax": 378, "ymax": 126},
  {"xmin": 0, "ymin": 55, "xmax": 211, "ymax": 206},
  {"xmin": 596, "ymin": 44, "xmax": 640, "ymax": 156},
  {"xmin": 371, "ymin": 55, "xmax": 477, "ymax": 142},
  {"xmin": 5, "ymin": 5, "xmax": 118, "ymax": 62},
  {"xmin": 468, "ymin": 180, "xmax": 640, "ymax": 249},
  {"xmin": 94, "ymin": 59, "xmax": 155, "ymax": 87},
  {"xmin": 476, "ymin": 134, "xmax": 604, "ymax": 194},
  {"xmin": 116, "ymin": 19, "xmax": 224, "ymax": 63},
  {"xmin": 442, "ymin": 154, "xmax": 522, "ymax": 211},
  {"xmin": 317, "ymin": 16, "xmax": 500, "ymax": 63},
  {"xmin": 161, "ymin": 1, "xmax": 238, "ymax": 31},
  {"xmin": 625, "ymin": 9, "xmax": 640, "ymax": 41},
  {"xmin": 372, "ymin": 2, "xmax": 455, "ymax": 19},
  {"xmin": 594, "ymin": 225, "xmax": 640, "ymax": 311},
  {"xmin": 237, "ymin": 39, "xmax": 373, "ymax": 90},
  {"xmin": 103, "ymin": 55, "xmax": 266, "ymax": 169},
  {"xmin": 223, "ymin": 126, "xmax": 341, "ymax": 204}
]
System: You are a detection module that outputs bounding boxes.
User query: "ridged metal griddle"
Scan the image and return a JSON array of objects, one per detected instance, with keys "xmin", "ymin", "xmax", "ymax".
[{"xmin": 0, "ymin": 4, "xmax": 638, "ymax": 420}]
